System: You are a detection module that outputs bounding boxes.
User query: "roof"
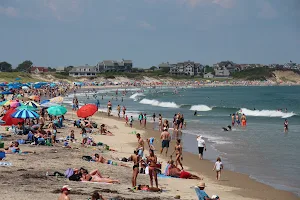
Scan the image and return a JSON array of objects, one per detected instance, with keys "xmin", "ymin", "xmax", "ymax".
[
  {"xmin": 123, "ymin": 60, "xmax": 132, "ymax": 64},
  {"xmin": 69, "ymin": 65, "xmax": 97, "ymax": 73},
  {"xmin": 31, "ymin": 67, "xmax": 48, "ymax": 72}
]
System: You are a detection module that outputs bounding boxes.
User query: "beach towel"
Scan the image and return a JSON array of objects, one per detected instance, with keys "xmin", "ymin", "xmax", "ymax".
[
  {"xmin": 157, "ymin": 174, "xmax": 172, "ymax": 179},
  {"xmin": 65, "ymin": 168, "xmax": 74, "ymax": 178},
  {"xmin": 0, "ymin": 162, "xmax": 12, "ymax": 166}
]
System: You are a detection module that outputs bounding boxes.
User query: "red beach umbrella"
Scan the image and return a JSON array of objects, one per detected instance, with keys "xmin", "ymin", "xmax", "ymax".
[
  {"xmin": 77, "ymin": 104, "xmax": 98, "ymax": 118},
  {"xmin": 1, "ymin": 108, "xmax": 24, "ymax": 126}
]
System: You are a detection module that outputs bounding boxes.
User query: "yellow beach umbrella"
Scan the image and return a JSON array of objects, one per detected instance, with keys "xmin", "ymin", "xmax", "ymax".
[{"xmin": 50, "ymin": 96, "xmax": 64, "ymax": 104}]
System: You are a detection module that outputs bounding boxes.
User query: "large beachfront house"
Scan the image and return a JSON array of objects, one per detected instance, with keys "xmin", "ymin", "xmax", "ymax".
[
  {"xmin": 158, "ymin": 61, "xmax": 203, "ymax": 76},
  {"xmin": 96, "ymin": 59, "xmax": 132, "ymax": 72},
  {"xmin": 213, "ymin": 61, "xmax": 237, "ymax": 77},
  {"xmin": 69, "ymin": 65, "xmax": 98, "ymax": 77}
]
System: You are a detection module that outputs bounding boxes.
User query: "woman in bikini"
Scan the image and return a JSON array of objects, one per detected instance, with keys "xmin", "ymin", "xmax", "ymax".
[
  {"xmin": 146, "ymin": 150, "xmax": 158, "ymax": 188},
  {"xmin": 172, "ymin": 139, "xmax": 184, "ymax": 170},
  {"xmin": 158, "ymin": 114, "xmax": 162, "ymax": 131},
  {"xmin": 81, "ymin": 169, "xmax": 119, "ymax": 184}
]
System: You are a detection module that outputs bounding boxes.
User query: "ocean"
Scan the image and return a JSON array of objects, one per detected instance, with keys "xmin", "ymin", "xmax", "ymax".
[{"xmin": 65, "ymin": 86, "xmax": 300, "ymax": 196}]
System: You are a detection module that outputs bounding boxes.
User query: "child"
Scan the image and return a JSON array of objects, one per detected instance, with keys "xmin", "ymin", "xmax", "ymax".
[
  {"xmin": 129, "ymin": 116, "xmax": 134, "ymax": 128},
  {"xmin": 125, "ymin": 115, "xmax": 129, "ymax": 125},
  {"xmin": 213, "ymin": 157, "xmax": 223, "ymax": 181}
]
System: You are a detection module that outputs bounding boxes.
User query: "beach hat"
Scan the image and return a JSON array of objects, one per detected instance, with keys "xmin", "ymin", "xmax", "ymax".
[
  {"xmin": 197, "ymin": 182, "xmax": 206, "ymax": 188},
  {"xmin": 61, "ymin": 185, "xmax": 72, "ymax": 192}
]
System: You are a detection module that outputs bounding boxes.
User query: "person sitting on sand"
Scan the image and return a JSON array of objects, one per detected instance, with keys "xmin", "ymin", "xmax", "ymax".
[
  {"xmin": 90, "ymin": 191, "xmax": 107, "ymax": 200},
  {"xmin": 135, "ymin": 185, "xmax": 162, "ymax": 192},
  {"xmin": 58, "ymin": 185, "xmax": 71, "ymax": 200},
  {"xmin": 100, "ymin": 124, "xmax": 114, "ymax": 136},
  {"xmin": 168, "ymin": 160, "xmax": 202, "ymax": 180},
  {"xmin": 2, "ymin": 141, "xmax": 35, "ymax": 154},
  {"xmin": 80, "ymin": 169, "xmax": 120, "ymax": 184},
  {"xmin": 94, "ymin": 153, "xmax": 128, "ymax": 167},
  {"xmin": 194, "ymin": 182, "xmax": 220, "ymax": 200}
]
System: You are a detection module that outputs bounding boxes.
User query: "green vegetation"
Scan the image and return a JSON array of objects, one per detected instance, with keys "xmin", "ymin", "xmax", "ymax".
[
  {"xmin": 232, "ymin": 67, "xmax": 274, "ymax": 81},
  {"xmin": 0, "ymin": 72, "xmax": 41, "ymax": 82}
]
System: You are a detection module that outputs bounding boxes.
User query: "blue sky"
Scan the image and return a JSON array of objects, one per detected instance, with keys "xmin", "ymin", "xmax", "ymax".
[{"xmin": 0, "ymin": 0, "xmax": 299, "ymax": 68}]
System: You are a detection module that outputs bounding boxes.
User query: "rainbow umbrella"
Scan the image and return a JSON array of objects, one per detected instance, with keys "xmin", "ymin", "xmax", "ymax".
[{"xmin": 4, "ymin": 100, "xmax": 21, "ymax": 108}]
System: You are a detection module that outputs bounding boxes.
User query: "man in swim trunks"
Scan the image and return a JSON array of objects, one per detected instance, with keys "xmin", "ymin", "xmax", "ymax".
[
  {"xmin": 129, "ymin": 150, "xmax": 140, "ymax": 187},
  {"xmin": 58, "ymin": 185, "xmax": 71, "ymax": 200},
  {"xmin": 160, "ymin": 127, "xmax": 171, "ymax": 156},
  {"xmin": 136, "ymin": 133, "xmax": 144, "ymax": 157}
]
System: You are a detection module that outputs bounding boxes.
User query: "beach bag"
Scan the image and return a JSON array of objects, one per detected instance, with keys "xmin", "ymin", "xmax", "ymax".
[
  {"xmin": 64, "ymin": 168, "xmax": 74, "ymax": 178},
  {"xmin": 82, "ymin": 156, "xmax": 93, "ymax": 161},
  {"xmin": 69, "ymin": 174, "xmax": 81, "ymax": 181}
]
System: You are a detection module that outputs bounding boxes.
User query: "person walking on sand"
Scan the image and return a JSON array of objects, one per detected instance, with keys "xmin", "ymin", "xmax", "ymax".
[
  {"xmin": 213, "ymin": 157, "xmax": 223, "ymax": 181},
  {"xmin": 147, "ymin": 150, "xmax": 159, "ymax": 188},
  {"xmin": 138, "ymin": 113, "xmax": 143, "ymax": 127},
  {"xmin": 197, "ymin": 135, "xmax": 206, "ymax": 160},
  {"xmin": 171, "ymin": 139, "xmax": 184, "ymax": 170},
  {"xmin": 58, "ymin": 185, "xmax": 71, "ymax": 200},
  {"xmin": 143, "ymin": 113, "xmax": 147, "ymax": 129},
  {"xmin": 160, "ymin": 127, "xmax": 171, "ymax": 156},
  {"xmin": 129, "ymin": 116, "xmax": 134, "ymax": 128},
  {"xmin": 284, "ymin": 119, "xmax": 288, "ymax": 133}
]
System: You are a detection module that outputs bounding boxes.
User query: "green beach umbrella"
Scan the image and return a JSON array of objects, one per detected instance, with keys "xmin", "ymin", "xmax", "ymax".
[
  {"xmin": 0, "ymin": 100, "xmax": 8, "ymax": 106},
  {"xmin": 47, "ymin": 105, "xmax": 67, "ymax": 116},
  {"xmin": 16, "ymin": 105, "xmax": 38, "ymax": 111}
]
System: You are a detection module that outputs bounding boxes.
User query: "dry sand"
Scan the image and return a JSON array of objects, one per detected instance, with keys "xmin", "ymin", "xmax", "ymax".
[{"xmin": 0, "ymin": 108, "xmax": 299, "ymax": 200}]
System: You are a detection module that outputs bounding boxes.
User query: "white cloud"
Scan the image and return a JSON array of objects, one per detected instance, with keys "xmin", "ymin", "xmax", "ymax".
[
  {"xmin": 0, "ymin": 6, "xmax": 18, "ymax": 17},
  {"xmin": 43, "ymin": 0, "xmax": 82, "ymax": 21},
  {"xmin": 139, "ymin": 21, "xmax": 156, "ymax": 31},
  {"xmin": 179, "ymin": 0, "xmax": 235, "ymax": 8},
  {"xmin": 257, "ymin": 0, "xmax": 277, "ymax": 19}
]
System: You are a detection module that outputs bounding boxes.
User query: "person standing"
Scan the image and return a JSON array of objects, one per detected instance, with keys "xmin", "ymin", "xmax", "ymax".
[
  {"xmin": 197, "ymin": 135, "xmax": 206, "ymax": 160},
  {"xmin": 117, "ymin": 105, "xmax": 121, "ymax": 118},
  {"xmin": 143, "ymin": 113, "xmax": 147, "ymax": 129},
  {"xmin": 129, "ymin": 150, "xmax": 140, "ymax": 187},
  {"xmin": 284, "ymin": 119, "xmax": 288, "ymax": 132},
  {"xmin": 136, "ymin": 133, "xmax": 144, "ymax": 158},
  {"xmin": 107, "ymin": 101, "xmax": 112, "ymax": 116},
  {"xmin": 147, "ymin": 150, "xmax": 158, "ymax": 188},
  {"xmin": 58, "ymin": 185, "xmax": 71, "ymax": 200},
  {"xmin": 231, "ymin": 113, "xmax": 235, "ymax": 126},
  {"xmin": 160, "ymin": 127, "xmax": 171, "ymax": 156}
]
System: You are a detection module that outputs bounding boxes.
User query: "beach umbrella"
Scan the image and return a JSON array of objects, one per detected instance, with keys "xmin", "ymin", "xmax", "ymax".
[
  {"xmin": 41, "ymin": 99, "xmax": 50, "ymax": 104},
  {"xmin": 4, "ymin": 100, "xmax": 21, "ymax": 108},
  {"xmin": 40, "ymin": 102, "xmax": 59, "ymax": 108},
  {"xmin": 11, "ymin": 109, "xmax": 39, "ymax": 119},
  {"xmin": 25, "ymin": 101, "xmax": 40, "ymax": 108},
  {"xmin": 15, "ymin": 78, "xmax": 21, "ymax": 81},
  {"xmin": 47, "ymin": 105, "xmax": 67, "ymax": 116},
  {"xmin": 1, "ymin": 108, "xmax": 24, "ymax": 126},
  {"xmin": 77, "ymin": 104, "xmax": 98, "ymax": 118},
  {"xmin": 16, "ymin": 105, "xmax": 38, "ymax": 111},
  {"xmin": 1, "ymin": 91, "xmax": 13, "ymax": 95},
  {"xmin": 29, "ymin": 95, "xmax": 40, "ymax": 102},
  {"xmin": 49, "ymin": 96, "xmax": 64, "ymax": 104},
  {"xmin": 0, "ymin": 100, "xmax": 8, "ymax": 106},
  {"xmin": 22, "ymin": 86, "xmax": 29, "ymax": 90},
  {"xmin": 0, "ymin": 83, "xmax": 7, "ymax": 86}
]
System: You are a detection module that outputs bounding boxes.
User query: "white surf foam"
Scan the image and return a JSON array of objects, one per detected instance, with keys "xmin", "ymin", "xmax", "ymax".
[
  {"xmin": 139, "ymin": 98, "xmax": 179, "ymax": 108},
  {"xmin": 190, "ymin": 105, "xmax": 212, "ymax": 111},
  {"xmin": 240, "ymin": 108, "xmax": 295, "ymax": 118},
  {"xmin": 129, "ymin": 93, "xmax": 145, "ymax": 101}
]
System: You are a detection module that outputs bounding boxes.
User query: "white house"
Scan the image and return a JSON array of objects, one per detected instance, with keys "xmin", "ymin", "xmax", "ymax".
[
  {"xmin": 203, "ymin": 72, "xmax": 214, "ymax": 78},
  {"xmin": 69, "ymin": 65, "xmax": 98, "ymax": 77}
]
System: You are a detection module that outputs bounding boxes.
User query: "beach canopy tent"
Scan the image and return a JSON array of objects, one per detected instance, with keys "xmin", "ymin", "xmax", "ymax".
[
  {"xmin": 1, "ymin": 108, "xmax": 24, "ymax": 126},
  {"xmin": 16, "ymin": 105, "xmax": 38, "ymax": 111},
  {"xmin": 11, "ymin": 109, "xmax": 39, "ymax": 119},
  {"xmin": 15, "ymin": 78, "xmax": 21, "ymax": 81},
  {"xmin": 77, "ymin": 104, "xmax": 98, "ymax": 118},
  {"xmin": 47, "ymin": 105, "xmax": 67, "ymax": 116}
]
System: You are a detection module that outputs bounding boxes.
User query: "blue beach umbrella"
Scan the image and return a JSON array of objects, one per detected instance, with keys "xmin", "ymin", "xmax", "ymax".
[
  {"xmin": 0, "ymin": 83, "xmax": 7, "ymax": 86},
  {"xmin": 41, "ymin": 99, "xmax": 50, "ymax": 104},
  {"xmin": 25, "ymin": 101, "xmax": 40, "ymax": 108},
  {"xmin": 11, "ymin": 109, "xmax": 40, "ymax": 119},
  {"xmin": 1, "ymin": 91, "xmax": 13, "ymax": 95}
]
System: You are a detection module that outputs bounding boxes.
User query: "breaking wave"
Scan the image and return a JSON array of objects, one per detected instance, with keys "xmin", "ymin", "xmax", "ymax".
[
  {"xmin": 240, "ymin": 108, "xmax": 295, "ymax": 118},
  {"xmin": 129, "ymin": 93, "xmax": 145, "ymax": 101},
  {"xmin": 190, "ymin": 105, "xmax": 212, "ymax": 112},
  {"xmin": 139, "ymin": 99, "xmax": 179, "ymax": 108}
]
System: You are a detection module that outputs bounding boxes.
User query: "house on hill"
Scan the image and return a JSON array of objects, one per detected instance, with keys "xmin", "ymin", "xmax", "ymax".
[{"xmin": 30, "ymin": 67, "xmax": 48, "ymax": 74}]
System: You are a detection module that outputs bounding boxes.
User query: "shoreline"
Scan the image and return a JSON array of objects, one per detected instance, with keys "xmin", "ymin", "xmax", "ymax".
[{"xmin": 95, "ymin": 111, "xmax": 300, "ymax": 200}]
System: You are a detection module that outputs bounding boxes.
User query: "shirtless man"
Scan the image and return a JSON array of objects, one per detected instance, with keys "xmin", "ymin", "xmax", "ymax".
[
  {"xmin": 58, "ymin": 185, "xmax": 71, "ymax": 200},
  {"xmin": 129, "ymin": 150, "xmax": 140, "ymax": 187},
  {"xmin": 117, "ymin": 105, "xmax": 121, "ymax": 118},
  {"xmin": 136, "ymin": 133, "xmax": 144, "ymax": 158},
  {"xmin": 160, "ymin": 127, "xmax": 171, "ymax": 156}
]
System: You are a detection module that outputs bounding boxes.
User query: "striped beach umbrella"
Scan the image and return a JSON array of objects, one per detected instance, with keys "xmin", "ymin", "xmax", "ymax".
[
  {"xmin": 25, "ymin": 101, "xmax": 40, "ymax": 108},
  {"xmin": 49, "ymin": 96, "xmax": 64, "ymax": 104},
  {"xmin": 47, "ymin": 105, "xmax": 67, "ymax": 116},
  {"xmin": 11, "ymin": 109, "xmax": 39, "ymax": 119},
  {"xmin": 16, "ymin": 105, "xmax": 38, "ymax": 111}
]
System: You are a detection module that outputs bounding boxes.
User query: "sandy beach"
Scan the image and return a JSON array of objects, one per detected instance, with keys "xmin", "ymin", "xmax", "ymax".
[{"xmin": 1, "ymin": 103, "xmax": 299, "ymax": 200}]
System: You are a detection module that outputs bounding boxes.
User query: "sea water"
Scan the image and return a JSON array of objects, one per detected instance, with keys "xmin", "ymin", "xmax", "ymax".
[{"xmin": 65, "ymin": 86, "xmax": 300, "ymax": 196}]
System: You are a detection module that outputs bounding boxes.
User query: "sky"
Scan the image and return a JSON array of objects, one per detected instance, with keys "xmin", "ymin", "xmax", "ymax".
[{"xmin": 0, "ymin": 0, "xmax": 299, "ymax": 68}]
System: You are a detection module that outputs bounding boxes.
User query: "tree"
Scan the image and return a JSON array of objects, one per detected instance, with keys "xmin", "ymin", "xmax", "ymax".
[
  {"xmin": 0, "ymin": 62, "xmax": 12, "ymax": 72},
  {"xmin": 48, "ymin": 67, "xmax": 56, "ymax": 72},
  {"xmin": 65, "ymin": 66, "xmax": 74, "ymax": 72},
  {"xmin": 150, "ymin": 66, "xmax": 157, "ymax": 71},
  {"xmin": 204, "ymin": 65, "xmax": 214, "ymax": 73},
  {"xmin": 16, "ymin": 60, "xmax": 33, "ymax": 72}
]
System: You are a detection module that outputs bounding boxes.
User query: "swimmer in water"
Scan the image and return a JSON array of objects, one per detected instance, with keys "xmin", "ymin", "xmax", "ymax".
[
  {"xmin": 194, "ymin": 111, "xmax": 197, "ymax": 116},
  {"xmin": 284, "ymin": 119, "xmax": 288, "ymax": 133},
  {"xmin": 222, "ymin": 125, "xmax": 232, "ymax": 131}
]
